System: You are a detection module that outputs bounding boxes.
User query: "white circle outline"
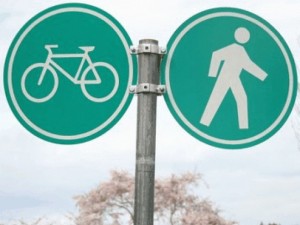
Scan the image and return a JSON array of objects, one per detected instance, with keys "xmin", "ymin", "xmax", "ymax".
[
  {"xmin": 165, "ymin": 11, "xmax": 295, "ymax": 146},
  {"xmin": 8, "ymin": 6, "xmax": 134, "ymax": 141}
]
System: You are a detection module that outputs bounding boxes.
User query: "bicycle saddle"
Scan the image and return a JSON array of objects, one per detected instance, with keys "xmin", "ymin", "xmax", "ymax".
[{"xmin": 79, "ymin": 46, "xmax": 95, "ymax": 52}]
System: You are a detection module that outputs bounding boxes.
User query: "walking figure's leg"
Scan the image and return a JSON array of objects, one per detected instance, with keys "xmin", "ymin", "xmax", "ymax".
[
  {"xmin": 231, "ymin": 81, "xmax": 248, "ymax": 129},
  {"xmin": 200, "ymin": 81, "xmax": 229, "ymax": 126}
]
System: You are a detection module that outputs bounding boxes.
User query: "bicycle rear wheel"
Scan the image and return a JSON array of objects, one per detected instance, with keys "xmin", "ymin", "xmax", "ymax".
[{"xmin": 81, "ymin": 62, "xmax": 119, "ymax": 103}]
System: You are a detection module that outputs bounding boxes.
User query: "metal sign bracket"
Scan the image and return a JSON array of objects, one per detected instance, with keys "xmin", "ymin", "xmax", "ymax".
[
  {"xmin": 129, "ymin": 83, "xmax": 166, "ymax": 95},
  {"xmin": 130, "ymin": 44, "xmax": 167, "ymax": 55}
]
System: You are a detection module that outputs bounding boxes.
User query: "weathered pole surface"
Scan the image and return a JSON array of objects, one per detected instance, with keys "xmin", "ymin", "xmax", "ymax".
[{"xmin": 133, "ymin": 39, "xmax": 163, "ymax": 225}]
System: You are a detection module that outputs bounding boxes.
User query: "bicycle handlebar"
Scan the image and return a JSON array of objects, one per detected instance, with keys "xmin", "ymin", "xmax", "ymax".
[{"xmin": 45, "ymin": 45, "xmax": 59, "ymax": 49}]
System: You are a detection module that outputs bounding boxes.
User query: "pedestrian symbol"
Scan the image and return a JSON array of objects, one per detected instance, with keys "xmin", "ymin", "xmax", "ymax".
[
  {"xmin": 162, "ymin": 8, "xmax": 297, "ymax": 149},
  {"xmin": 4, "ymin": 3, "xmax": 137, "ymax": 144},
  {"xmin": 200, "ymin": 27, "xmax": 268, "ymax": 130}
]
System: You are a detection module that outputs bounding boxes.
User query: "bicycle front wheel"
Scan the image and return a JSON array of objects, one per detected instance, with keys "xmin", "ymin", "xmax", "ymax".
[
  {"xmin": 81, "ymin": 62, "xmax": 119, "ymax": 103},
  {"xmin": 21, "ymin": 63, "xmax": 59, "ymax": 103}
]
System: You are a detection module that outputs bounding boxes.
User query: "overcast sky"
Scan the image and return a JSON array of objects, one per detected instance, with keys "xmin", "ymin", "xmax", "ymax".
[{"xmin": 1, "ymin": 0, "xmax": 300, "ymax": 224}]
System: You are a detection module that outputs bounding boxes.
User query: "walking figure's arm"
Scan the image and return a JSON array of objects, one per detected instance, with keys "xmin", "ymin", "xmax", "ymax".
[
  {"xmin": 208, "ymin": 50, "xmax": 224, "ymax": 77},
  {"xmin": 243, "ymin": 53, "xmax": 268, "ymax": 81}
]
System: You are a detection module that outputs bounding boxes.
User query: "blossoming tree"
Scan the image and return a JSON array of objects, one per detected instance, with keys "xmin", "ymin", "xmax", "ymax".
[{"xmin": 74, "ymin": 170, "xmax": 236, "ymax": 225}]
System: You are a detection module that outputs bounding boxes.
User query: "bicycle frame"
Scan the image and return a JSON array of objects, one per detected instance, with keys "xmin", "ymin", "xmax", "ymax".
[{"xmin": 38, "ymin": 47, "xmax": 101, "ymax": 85}]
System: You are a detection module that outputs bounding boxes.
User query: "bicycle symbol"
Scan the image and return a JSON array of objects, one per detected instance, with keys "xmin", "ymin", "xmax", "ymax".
[{"xmin": 21, "ymin": 45, "xmax": 119, "ymax": 103}]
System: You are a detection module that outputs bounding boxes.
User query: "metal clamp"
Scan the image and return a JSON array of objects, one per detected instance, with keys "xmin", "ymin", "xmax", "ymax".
[
  {"xmin": 130, "ymin": 44, "xmax": 167, "ymax": 55},
  {"xmin": 129, "ymin": 83, "xmax": 166, "ymax": 95}
]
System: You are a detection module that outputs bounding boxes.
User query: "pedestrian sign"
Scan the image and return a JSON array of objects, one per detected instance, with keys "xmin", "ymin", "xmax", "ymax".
[
  {"xmin": 4, "ymin": 3, "xmax": 137, "ymax": 144},
  {"xmin": 200, "ymin": 27, "xmax": 268, "ymax": 130},
  {"xmin": 161, "ymin": 8, "xmax": 297, "ymax": 149}
]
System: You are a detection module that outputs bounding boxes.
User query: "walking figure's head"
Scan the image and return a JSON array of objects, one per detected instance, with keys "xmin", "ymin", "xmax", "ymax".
[{"xmin": 235, "ymin": 27, "xmax": 250, "ymax": 44}]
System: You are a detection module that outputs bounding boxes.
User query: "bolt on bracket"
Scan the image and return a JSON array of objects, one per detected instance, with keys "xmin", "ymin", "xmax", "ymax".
[
  {"xmin": 130, "ymin": 43, "xmax": 167, "ymax": 55},
  {"xmin": 129, "ymin": 83, "xmax": 166, "ymax": 95}
]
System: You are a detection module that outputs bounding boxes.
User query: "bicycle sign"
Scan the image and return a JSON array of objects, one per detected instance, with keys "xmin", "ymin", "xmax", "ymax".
[
  {"xmin": 4, "ymin": 3, "xmax": 137, "ymax": 144},
  {"xmin": 22, "ymin": 44, "xmax": 119, "ymax": 103}
]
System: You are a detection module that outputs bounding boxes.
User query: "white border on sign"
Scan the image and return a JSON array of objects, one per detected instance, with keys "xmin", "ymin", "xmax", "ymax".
[
  {"xmin": 8, "ymin": 7, "xmax": 134, "ymax": 141},
  {"xmin": 165, "ymin": 12, "xmax": 294, "ymax": 145}
]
